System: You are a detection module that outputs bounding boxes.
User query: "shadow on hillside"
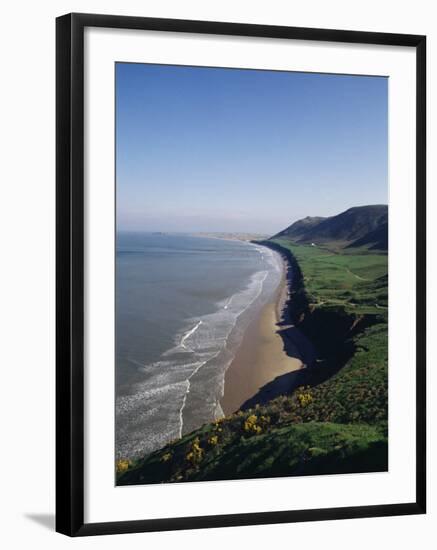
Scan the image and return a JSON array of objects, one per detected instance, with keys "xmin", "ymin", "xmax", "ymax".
[
  {"xmin": 243, "ymin": 241, "xmax": 369, "ymax": 411},
  {"xmin": 241, "ymin": 368, "xmax": 310, "ymax": 410},
  {"xmin": 240, "ymin": 330, "xmax": 358, "ymax": 412}
]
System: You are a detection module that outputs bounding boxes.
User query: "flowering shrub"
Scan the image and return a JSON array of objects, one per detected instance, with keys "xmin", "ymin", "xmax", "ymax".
[
  {"xmin": 116, "ymin": 459, "xmax": 131, "ymax": 474},
  {"xmin": 208, "ymin": 435, "xmax": 219, "ymax": 446},
  {"xmin": 212, "ymin": 418, "xmax": 225, "ymax": 432},
  {"xmin": 161, "ymin": 452, "xmax": 172, "ymax": 463},
  {"xmin": 296, "ymin": 386, "xmax": 314, "ymax": 407},
  {"xmin": 186, "ymin": 437, "xmax": 204, "ymax": 465},
  {"xmin": 242, "ymin": 414, "xmax": 262, "ymax": 434}
]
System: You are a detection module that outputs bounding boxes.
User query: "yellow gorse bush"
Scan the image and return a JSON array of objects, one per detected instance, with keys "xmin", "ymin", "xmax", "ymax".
[
  {"xmin": 243, "ymin": 414, "xmax": 263, "ymax": 434},
  {"xmin": 212, "ymin": 418, "xmax": 225, "ymax": 432},
  {"xmin": 116, "ymin": 459, "xmax": 131, "ymax": 474},
  {"xmin": 208, "ymin": 435, "xmax": 219, "ymax": 446},
  {"xmin": 186, "ymin": 437, "xmax": 204, "ymax": 465},
  {"xmin": 296, "ymin": 386, "xmax": 314, "ymax": 407}
]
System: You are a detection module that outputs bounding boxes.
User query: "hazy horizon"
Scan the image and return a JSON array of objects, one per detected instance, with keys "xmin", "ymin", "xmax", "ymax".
[
  {"xmin": 116, "ymin": 64, "xmax": 388, "ymax": 234},
  {"xmin": 116, "ymin": 202, "xmax": 388, "ymax": 237}
]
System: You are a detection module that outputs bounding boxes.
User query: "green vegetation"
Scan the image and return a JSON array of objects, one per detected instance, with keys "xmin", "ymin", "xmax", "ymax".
[
  {"xmin": 271, "ymin": 239, "xmax": 388, "ymax": 314},
  {"xmin": 117, "ymin": 236, "xmax": 388, "ymax": 485},
  {"xmin": 118, "ymin": 419, "xmax": 386, "ymax": 484},
  {"xmin": 266, "ymin": 239, "xmax": 388, "ymax": 425}
]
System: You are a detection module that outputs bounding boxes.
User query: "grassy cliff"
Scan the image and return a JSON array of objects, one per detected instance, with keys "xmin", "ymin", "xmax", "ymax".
[{"xmin": 117, "ymin": 239, "xmax": 388, "ymax": 485}]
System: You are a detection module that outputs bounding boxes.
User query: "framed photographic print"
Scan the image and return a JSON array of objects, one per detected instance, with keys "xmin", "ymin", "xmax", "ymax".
[{"xmin": 56, "ymin": 13, "xmax": 426, "ymax": 536}]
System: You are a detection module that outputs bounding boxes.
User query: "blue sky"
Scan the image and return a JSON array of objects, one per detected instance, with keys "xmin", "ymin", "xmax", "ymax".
[{"xmin": 116, "ymin": 63, "xmax": 387, "ymax": 234}]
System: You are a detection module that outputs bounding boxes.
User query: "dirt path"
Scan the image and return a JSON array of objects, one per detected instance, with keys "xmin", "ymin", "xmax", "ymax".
[{"xmin": 345, "ymin": 267, "xmax": 367, "ymax": 281}]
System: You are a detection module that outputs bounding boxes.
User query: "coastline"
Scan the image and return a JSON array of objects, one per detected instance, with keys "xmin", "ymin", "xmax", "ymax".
[
  {"xmin": 221, "ymin": 250, "xmax": 302, "ymax": 415},
  {"xmin": 118, "ymin": 235, "xmax": 389, "ymax": 484}
]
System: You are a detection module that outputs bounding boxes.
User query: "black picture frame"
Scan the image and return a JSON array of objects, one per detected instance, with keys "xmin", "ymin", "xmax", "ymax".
[{"xmin": 56, "ymin": 12, "xmax": 426, "ymax": 537}]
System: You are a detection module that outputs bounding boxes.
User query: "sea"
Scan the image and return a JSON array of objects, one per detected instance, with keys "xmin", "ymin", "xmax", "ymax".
[{"xmin": 115, "ymin": 232, "xmax": 283, "ymax": 459}]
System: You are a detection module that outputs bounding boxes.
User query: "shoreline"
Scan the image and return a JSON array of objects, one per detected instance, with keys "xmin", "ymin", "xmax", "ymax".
[{"xmin": 221, "ymin": 249, "xmax": 302, "ymax": 415}]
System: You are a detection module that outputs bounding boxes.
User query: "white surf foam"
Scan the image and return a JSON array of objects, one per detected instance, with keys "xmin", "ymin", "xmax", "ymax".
[{"xmin": 180, "ymin": 320, "xmax": 202, "ymax": 350}]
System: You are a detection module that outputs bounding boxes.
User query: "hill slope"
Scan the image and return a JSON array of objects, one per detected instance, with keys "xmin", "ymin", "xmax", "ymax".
[
  {"xmin": 273, "ymin": 205, "xmax": 388, "ymax": 250},
  {"xmin": 346, "ymin": 221, "xmax": 388, "ymax": 250},
  {"xmin": 273, "ymin": 216, "xmax": 326, "ymax": 240}
]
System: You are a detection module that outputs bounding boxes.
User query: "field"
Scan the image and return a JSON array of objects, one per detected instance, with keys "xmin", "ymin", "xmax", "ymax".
[{"xmin": 271, "ymin": 239, "xmax": 388, "ymax": 314}]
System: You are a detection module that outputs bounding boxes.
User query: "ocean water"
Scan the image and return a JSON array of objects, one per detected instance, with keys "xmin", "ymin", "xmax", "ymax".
[{"xmin": 115, "ymin": 233, "xmax": 282, "ymax": 459}]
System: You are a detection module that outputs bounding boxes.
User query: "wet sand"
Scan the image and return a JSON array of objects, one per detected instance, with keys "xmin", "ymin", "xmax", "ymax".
[{"xmin": 221, "ymin": 259, "xmax": 302, "ymax": 415}]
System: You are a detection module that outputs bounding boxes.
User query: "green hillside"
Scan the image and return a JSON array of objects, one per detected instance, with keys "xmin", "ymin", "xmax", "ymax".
[
  {"xmin": 274, "ymin": 205, "xmax": 388, "ymax": 250},
  {"xmin": 273, "ymin": 239, "xmax": 388, "ymax": 314},
  {"xmin": 118, "ymin": 421, "xmax": 387, "ymax": 484}
]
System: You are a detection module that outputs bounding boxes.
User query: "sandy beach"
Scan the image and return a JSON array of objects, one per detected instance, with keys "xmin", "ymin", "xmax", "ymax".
[{"xmin": 221, "ymin": 255, "xmax": 302, "ymax": 415}]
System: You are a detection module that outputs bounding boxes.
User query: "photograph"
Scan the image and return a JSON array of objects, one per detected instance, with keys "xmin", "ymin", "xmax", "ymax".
[{"xmin": 114, "ymin": 63, "xmax": 389, "ymax": 486}]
